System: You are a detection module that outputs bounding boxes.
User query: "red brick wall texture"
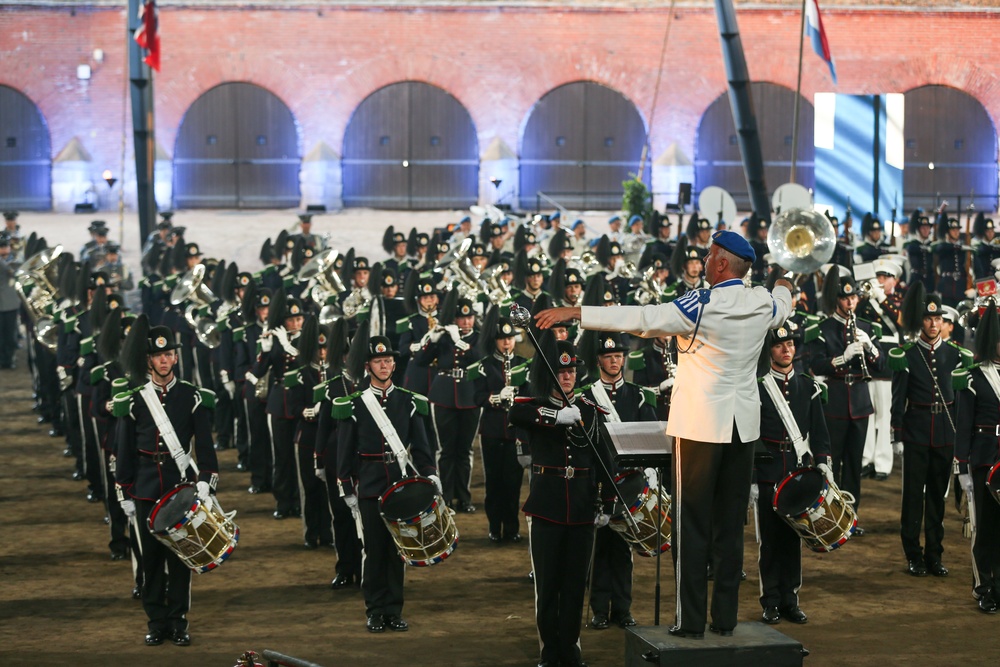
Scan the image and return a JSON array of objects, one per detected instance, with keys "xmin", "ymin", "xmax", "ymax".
[{"xmin": 1, "ymin": 5, "xmax": 998, "ymax": 197}]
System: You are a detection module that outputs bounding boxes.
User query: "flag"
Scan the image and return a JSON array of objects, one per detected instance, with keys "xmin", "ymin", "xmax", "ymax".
[
  {"xmin": 134, "ymin": 0, "xmax": 160, "ymax": 72},
  {"xmin": 805, "ymin": 0, "xmax": 836, "ymax": 85}
]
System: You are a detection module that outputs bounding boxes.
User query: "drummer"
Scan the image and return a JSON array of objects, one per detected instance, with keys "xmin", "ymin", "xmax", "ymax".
[
  {"xmin": 334, "ymin": 331, "xmax": 440, "ymax": 634},
  {"xmin": 754, "ymin": 324, "xmax": 831, "ymax": 626},
  {"xmin": 113, "ymin": 317, "xmax": 219, "ymax": 647}
]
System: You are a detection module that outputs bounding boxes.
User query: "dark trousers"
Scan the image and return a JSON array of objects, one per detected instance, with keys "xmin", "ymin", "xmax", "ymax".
[
  {"xmin": 295, "ymin": 421, "xmax": 332, "ymax": 545},
  {"xmin": 530, "ymin": 518, "xmax": 594, "ymax": 665},
  {"xmin": 246, "ymin": 398, "xmax": 272, "ymax": 490},
  {"xmin": 432, "ymin": 405, "xmax": 481, "ymax": 506},
  {"xmin": 589, "ymin": 525, "xmax": 633, "ymax": 619},
  {"xmin": 0, "ymin": 309, "xmax": 17, "ymax": 367},
  {"xmin": 213, "ymin": 378, "xmax": 234, "ymax": 449},
  {"xmin": 135, "ymin": 499, "xmax": 192, "ymax": 634},
  {"xmin": 63, "ymin": 388, "xmax": 83, "ymax": 473},
  {"xmin": 756, "ymin": 483, "xmax": 802, "ymax": 610},
  {"xmin": 268, "ymin": 415, "xmax": 298, "ymax": 514},
  {"xmin": 826, "ymin": 415, "xmax": 869, "ymax": 510},
  {"xmin": 972, "ymin": 467, "xmax": 1000, "ymax": 600},
  {"xmin": 359, "ymin": 497, "xmax": 405, "ymax": 618},
  {"xmin": 324, "ymin": 463, "xmax": 363, "ymax": 580},
  {"xmin": 35, "ymin": 345, "xmax": 61, "ymax": 425},
  {"xmin": 481, "ymin": 436, "xmax": 524, "ymax": 538},
  {"xmin": 900, "ymin": 442, "xmax": 953, "ymax": 563},
  {"xmin": 97, "ymin": 418, "xmax": 129, "ymax": 556},
  {"xmin": 78, "ymin": 393, "xmax": 102, "ymax": 495},
  {"xmin": 234, "ymin": 382, "xmax": 249, "ymax": 464},
  {"xmin": 670, "ymin": 432, "xmax": 754, "ymax": 633}
]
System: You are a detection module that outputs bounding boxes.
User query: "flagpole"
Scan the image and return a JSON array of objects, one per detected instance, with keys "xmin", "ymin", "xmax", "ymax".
[{"xmin": 790, "ymin": 0, "xmax": 807, "ymax": 184}]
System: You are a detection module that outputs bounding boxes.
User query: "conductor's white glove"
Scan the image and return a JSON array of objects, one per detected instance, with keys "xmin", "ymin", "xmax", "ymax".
[
  {"xmin": 843, "ymin": 341, "xmax": 865, "ymax": 361},
  {"xmin": 343, "ymin": 494, "xmax": 359, "ymax": 511},
  {"xmin": 245, "ymin": 371, "xmax": 259, "ymax": 386},
  {"xmin": 658, "ymin": 377, "xmax": 674, "ymax": 393},
  {"xmin": 428, "ymin": 474, "xmax": 443, "ymax": 496},
  {"xmin": 594, "ymin": 513, "xmax": 610, "ymax": 528},
  {"xmin": 818, "ymin": 462, "xmax": 835, "ymax": 486},
  {"xmin": 259, "ymin": 334, "xmax": 273, "ymax": 353},
  {"xmin": 555, "ymin": 404, "xmax": 582, "ymax": 425},
  {"xmin": 869, "ymin": 282, "xmax": 886, "ymax": 303},
  {"xmin": 644, "ymin": 468, "xmax": 658, "ymax": 489},
  {"xmin": 959, "ymin": 473, "xmax": 974, "ymax": 499},
  {"xmin": 315, "ymin": 467, "xmax": 327, "ymax": 482},
  {"xmin": 196, "ymin": 480, "xmax": 214, "ymax": 512},
  {"xmin": 749, "ymin": 483, "xmax": 759, "ymax": 507},
  {"xmin": 120, "ymin": 499, "xmax": 136, "ymax": 518}
]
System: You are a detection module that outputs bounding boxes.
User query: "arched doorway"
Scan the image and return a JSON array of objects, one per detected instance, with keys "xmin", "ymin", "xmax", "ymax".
[
  {"xmin": 342, "ymin": 81, "xmax": 479, "ymax": 210},
  {"xmin": 695, "ymin": 83, "xmax": 814, "ymax": 210},
  {"xmin": 903, "ymin": 85, "xmax": 998, "ymax": 212},
  {"xmin": 173, "ymin": 82, "xmax": 300, "ymax": 208},
  {"xmin": 0, "ymin": 85, "xmax": 51, "ymax": 210},
  {"xmin": 520, "ymin": 81, "xmax": 649, "ymax": 211}
]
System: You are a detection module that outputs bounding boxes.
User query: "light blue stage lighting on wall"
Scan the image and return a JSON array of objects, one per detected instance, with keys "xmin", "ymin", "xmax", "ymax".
[{"xmin": 814, "ymin": 93, "xmax": 905, "ymax": 235}]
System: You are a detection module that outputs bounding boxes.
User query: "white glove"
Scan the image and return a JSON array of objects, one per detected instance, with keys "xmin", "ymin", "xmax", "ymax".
[
  {"xmin": 302, "ymin": 405, "xmax": 318, "ymax": 420},
  {"xmin": 843, "ymin": 341, "xmax": 865, "ymax": 361},
  {"xmin": 223, "ymin": 380, "xmax": 236, "ymax": 399},
  {"xmin": 555, "ymin": 404, "xmax": 582, "ymax": 425},
  {"xmin": 854, "ymin": 328, "xmax": 875, "ymax": 351},
  {"xmin": 245, "ymin": 371, "xmax": 259, "ymax": 386},
  {"xmin": 965, "ymin": 288, "xmax": 978, "ymax": 299},
  {"xmin": 428, "ymin": 327, "xmax": 445, "ymax": 343},
  {"xmin": 409, "ymin": 342, "xmax": 423, "ymax": 354},
  {"xmin": 499, "ymin": 386, "xmax": 517, "ymax": 402},
  {"xmin": 57, "ymin": 366, "xmax": 73, "ymax": 391},
  {"xmin": 749, "ymin": 483, "xmax": 759, "ymax": 507},
  {"xmin": 658, "ymin": 377, "xmax": 674, "ymax": 393},
  {"xmin": 594, "ymin": 513, "xmax": 610, "ymax": 528},
  {"xmin": 818, "ymin": 462, "xmax": 835, "ymax": 485},
  {"xmin": 120, "ymin": 499, "xmax": 136, "ymax": 518},
  {"xmin": 959, "ymin": 473, "xmax": 974, "ymax": 499},
  {"xmin": 104, "ymin": 400, "xmax": 114, "ymax": 415},
  {"xmin": 260, "ymin": 334, "xmax": 273, "ymax": 353},
  {"xmin": 428, "ymin": 474, "xmax": 443, "ymax": 496},
  {"xmin": 343, "ymin": 494, "xmax": 359, "ymax": 510},
  {"xmin": 644, "ymin": 467, "xmax": 658, "ymax": 489},
  {"xmin": 517, "ymin": 454, "xmax": 531, "ymax": 468},
  {"xmin": 315, "ymin": 467, "xmax": 327, "ymax": 482},
  {"xmin": 196, "ymin": 480, "xmax": 213, "ymax": 512},
  {"xmin": 869, "ymin": 282, "xmax": 886, "ymax": 303},
  {"xmin": 893, "ymin": 441, "xmax": 904, "ymax": 457},
  {"xmin": 444, "ymin": 324, "xmax": 460, "ymax": 340}
]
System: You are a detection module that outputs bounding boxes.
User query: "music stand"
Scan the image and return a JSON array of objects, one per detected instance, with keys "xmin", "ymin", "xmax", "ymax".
[{"xmin": 602, "ymin": 421, "xmax": 672, "ymax": 626}]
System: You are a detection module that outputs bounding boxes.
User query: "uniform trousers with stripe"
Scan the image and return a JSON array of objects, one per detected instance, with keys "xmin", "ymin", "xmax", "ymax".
[
  {"xmin": 480, "ymin": 435, "xmax": 524, "ymax": 538},
  {"xmin": 245, "ymin": 397, "xmax": 272, "ymax": 490},
  {"xmin": 135, "ymin": 499, "xmax": 192, "ymax": 634},
  {"xmin": 530, "ymin": 518, "xmax": 594, "ymax": 665},
  {"xmin": 432, "ymin": 405, "xmax": 481, "ymax": 507},
  {"xmin": 900, "ymin": 442, "xmax": 952, "ymax": 564},
  {"xmin": 589, "ymin": 525, "xmax": 634, "ymax": 619},
  {"xmin": 670, "ymin": 430, "xmax": 754, "ymax": 633},
  {"xmin": 268, "ymin": 415, "xmax": 298, "ymax": 514},
  {"xmin": 359, "ymin": 497, "xmax": 405, "ymax": 618},
  {"xmin": 971, "ymin": 466, "xmax": 1000, "ymax": 601},
  {"xmin": 294, "ymin": 420, "xmax": 333, "ymax": 545},
  {"xmin": 756, "ymin": 483, "xmax": 802, "ymax": 610},
  {"xmin": 826, "ymin": 416, "xmax": 869, "ymax": 510}
]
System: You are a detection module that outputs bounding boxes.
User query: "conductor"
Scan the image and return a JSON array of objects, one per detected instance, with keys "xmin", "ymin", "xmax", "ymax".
[{"xmin": 535, "ymin": 230, "xmax": 793, "ymax": 638}]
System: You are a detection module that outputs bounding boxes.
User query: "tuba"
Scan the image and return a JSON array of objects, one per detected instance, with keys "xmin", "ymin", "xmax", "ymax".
[
  {"xmin": 766, "ymin": 208, "xmax": 837, "ymax": 275},
  {"xmin": 299, "ymin": 248, "xmax": 346, "ymax": 324},
  {"xmin": 569, "ymin": 251, "xmax": 602, "ymax": 278},
  {"xmin": 14, "ymin": 244, "xmax": 63, "ymax": 351},
  {"xmin": 632, "ymin": 266, "xmax": 663, "ymax": 306},
  {"xmin": 481, "ymin": 263, "xmax": 511, "ymax": 306},
  {"xmin": 170, "ymin": 264, "xmax": 220, "ymax": 348}
]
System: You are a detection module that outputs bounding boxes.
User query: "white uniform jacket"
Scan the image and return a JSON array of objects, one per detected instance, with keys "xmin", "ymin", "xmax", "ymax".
[{"xmin": 581, "ymin": 279, "xmax": 792, "ymax": 443}]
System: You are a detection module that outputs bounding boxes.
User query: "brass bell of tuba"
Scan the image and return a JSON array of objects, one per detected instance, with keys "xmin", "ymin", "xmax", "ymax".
[{"xmin": 766, "ymin": 208, "xmax": 837, "ymax": 275}]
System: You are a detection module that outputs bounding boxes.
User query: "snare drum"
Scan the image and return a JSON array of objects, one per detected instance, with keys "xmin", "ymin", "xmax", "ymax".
[
  {"xmin": 608, "ymin": 470, "xmax": 671, "ymax": 557},
  {"xmin": 148, "ymin": 483, "xmax": 240, "ymax": 574},
  {"xmin": 987, "ymin": 461, "xmax": 1000, "ymax": 507},
  {"xmin": 772, "ymin": 466, "xmax": 857, "ymax": 553},
  {"xmin": 379, "ymin": 477, "xmax": 459, "ymax": 566}
]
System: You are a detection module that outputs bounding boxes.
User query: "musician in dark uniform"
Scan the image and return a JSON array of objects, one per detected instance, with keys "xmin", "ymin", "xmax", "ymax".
[
  {"xmin": 662, "ymin": 237, "xmax": 708, "ymax": 301},
  {"xmin": 114, "ymin": 318, "xmax": 219, "ymax": 647},
  {"xmin": 512, "ymin": 254, "xmax": 548, "ymax": 314},
  {"xmin": 471, "ymin": 307, "xmax": 528, "ymax": 542},
  {"xmin": 904, "ymin": 211, "xmax": 935, "ymax": 292},
  {"xmin": 972, "ymin": 212, "xmax": 1000, "ymax": 280},
  {"xmin": 249, "ymin": 290, "xmax": 306, "ymax": 519},
  {"xmin": 630, "ymin": 336, "xmax": 675, "ymax": 422},
  {"xmin": 933, "ymin": 216, "xmax": 971, "ymax": 307},
  {"xmin": 754, "ymin": 325, "xmax": 831, "ymax": 625},
  {"xmin": 954, "ymin": 301, "xmax": 1000, "ymax": 613},
  {"xmin": 746, "ymin": 213, "xmax": 770, "ymax": 284},
  {"xmin": 335, "ymin": 332, "xmax": 439, "ymax": 633},
  {"xmin": 807, "ymin": 268, "xmax": 885, "ymax": 522},
  {"xmin": 580, "ymin": 331, "xmax": 657, "ymax": 631},
  {"xmin": 236, "ymin": 283, "xmax": 273, "ymax": 494},
  {"xmin": 826, "ymin": 212, "xmax": 855, "ymax": 270},
  {"xmin": 509, "ymin": 338, "xmax": 612, "ymax": 667},
  {"xmin": 856, "ymin": 214, "xmax": 891, "ymax": 264},
  {"xmin": 891, "ymin": 286, "xmax": 969, "ymax": 577},
  {"xmin": 646, "ymin": 214, "xmax": 675, "ymax": 270}
]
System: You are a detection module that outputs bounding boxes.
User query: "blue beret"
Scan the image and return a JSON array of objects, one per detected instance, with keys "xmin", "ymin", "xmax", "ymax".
[
  {"xmin": 550, "ymin": 210, "xmax": 561, "ymax": 220},
  {"xmin": 571, "ymin": 219, "xmax": 585, "ymax": 229},
  {"xmin": 608, "ymin": 215, "xmax": 622, "ymax": 225},
  {"xmin": 628, "ymin": 214, "xmax": 643, "ymax": 225},
  {"xmin": 711, "ymin": 230, "xmax": 755, "ymax": 262}
]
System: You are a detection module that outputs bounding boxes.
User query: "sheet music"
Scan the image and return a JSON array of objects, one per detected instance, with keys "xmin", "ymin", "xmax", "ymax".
[{"xmin": 603, "ymin": 421, "xmax": 673, "ymax": 466}]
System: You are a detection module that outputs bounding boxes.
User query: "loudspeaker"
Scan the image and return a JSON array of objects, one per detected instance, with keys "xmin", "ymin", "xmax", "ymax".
[{"xmin": 678, "ymin": 183, "xmax": 692, "ymax": 206}]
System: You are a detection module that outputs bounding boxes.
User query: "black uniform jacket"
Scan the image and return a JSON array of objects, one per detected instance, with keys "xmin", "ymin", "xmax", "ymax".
[
  {"xmin": 756, "ymin": 369, "xmax": 831, "ymax": 485},
  {"xmin": 955, "ymin": 364, "xmax": 1000, "ymax": 474},
  {"xmin": 807, "ymin": 314, "xmax": 885, "ymax": 419},
  {"xmin": 315, "ymin": 372, "xmax": 358, "ymax": 471},
  {"xmin": 415, "ymin": 329, "xmax": 479, "ymax": 409},
  {"xmin": 399, "ymin": 312, "xmax": 435, "ymax": 396},
  {"xmin": 472, "ymin": 352, "xmax": 528, "ymax": 440},
  {"xmin": 251, "ymin": 329, "xmax": 300, "ymax": 419},
  {"xmin": 114, "ymin": 377, "xmax": 218, "ymax": 502},
  {"xmin": 890, "ymin": 338, "xmax": 967, "ymax": 447},
  {"xmin": 335, "ymin": 383, "xmax": 436, "ymax": 499},
  {"xmin": 509, "ymin": 395, "xmax": 613, "ymax": 525}
]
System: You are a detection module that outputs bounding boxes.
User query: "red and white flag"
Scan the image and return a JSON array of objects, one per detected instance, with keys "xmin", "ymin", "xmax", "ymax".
[{"xmin": 133, "ymin": 0, "xmax": 160, "ymax": 72}]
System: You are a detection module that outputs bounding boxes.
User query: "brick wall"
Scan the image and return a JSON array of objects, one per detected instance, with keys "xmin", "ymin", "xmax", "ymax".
[{"xmin": 1, "ymin": 5, "xmax": 998, "ymax": 206}]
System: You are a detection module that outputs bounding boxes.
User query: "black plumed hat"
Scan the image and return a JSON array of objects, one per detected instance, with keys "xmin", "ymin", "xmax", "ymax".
[
  {"xmin": 976, "ymin": 301, "xmax": 1000, "ymax": 363},
  {"xmin": 266, "ymin": 288, "xmax": 286, "ymax": 331},
  {"xmin": 119, "ymin": 313, "xmax": 150, "ymax": 387},
  {"xmin": 326, "ymin": 318, "xmax": 350, "ymax": 377},
  {"xmin": 296, "ymin": 315, "xmax": 320, "ymax": 367}
]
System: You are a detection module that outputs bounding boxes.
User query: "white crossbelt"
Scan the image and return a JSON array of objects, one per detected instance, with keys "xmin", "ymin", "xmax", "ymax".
[
  {"xmin": 589, "ymin": 382, "xmax": 621, "ymax": 423},
  {"xmin": 361, "ymin": 389, "xmax": 411, "ymax": 478},
  {"xmin": 762, "ymin": 374, "xmax": 810, "ymax": 466},
  {"xmin": 139, "ymin": 382, "xmax": 200, "ymax": 480}
]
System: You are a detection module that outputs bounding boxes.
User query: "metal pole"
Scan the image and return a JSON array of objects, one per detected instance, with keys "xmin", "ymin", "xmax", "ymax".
[{"xmin": 790, "ymin": 0, "xmax": 807, "ymax": 184}]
